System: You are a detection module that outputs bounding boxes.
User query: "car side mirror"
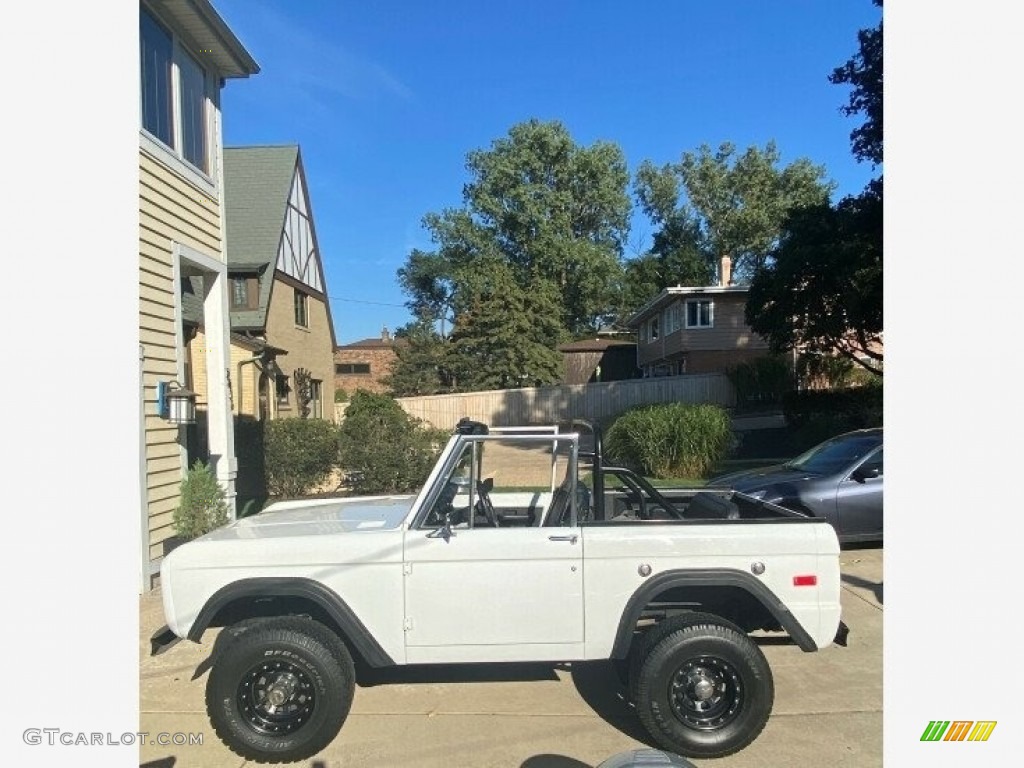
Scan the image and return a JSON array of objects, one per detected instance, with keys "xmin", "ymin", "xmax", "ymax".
[{"xmin": 851, "ymin": 465, "xmax": 881, "ymax": 482}]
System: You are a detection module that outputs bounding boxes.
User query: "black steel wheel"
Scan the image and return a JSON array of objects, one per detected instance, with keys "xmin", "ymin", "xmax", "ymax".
[
  {"xmin": 206, "ymin": 617, "xmax": 355, "ymax": 763},
  {"xmin": 634, "ymin": 621, "xmax": 773, "ymax": 759},
  {"xmin": 626, "ymin": 612, "xmax": 741, "ymax": 705}
]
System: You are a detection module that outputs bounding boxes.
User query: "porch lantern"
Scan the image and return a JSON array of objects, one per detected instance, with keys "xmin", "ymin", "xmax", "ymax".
[{"xmin": 158, "ymin": 381, "xmax": 197, "ymax": 425}]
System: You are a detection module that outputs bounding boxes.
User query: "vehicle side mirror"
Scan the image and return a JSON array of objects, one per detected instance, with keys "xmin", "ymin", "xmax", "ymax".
[
  {"xmin": 426, "ymin": 513, "xmax": 457, "ymax": 542},
  {"xmin": 851, "ymin": 465, "xmax": 881, "ymax": 482}
]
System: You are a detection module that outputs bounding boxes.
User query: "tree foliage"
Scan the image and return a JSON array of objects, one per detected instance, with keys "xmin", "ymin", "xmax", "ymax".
[
  {"xmin": 747, "ymin": 180, "xmax": 883, "ymax": 375},
  {"xmin": 635, "ymin": 142, "xmax": 834, "ymax": 281},
  {"xmin": 337, "ymin": 391, "xmax": 447, "ymax": 495},
  {"xmin": 447, "ymin": 266, "xmax": 566, "ymax": 391},
  {"xmin": 174, "ymin": 460, "xmax": 229, "ymax": 540},
  {"xmin": 263, "ymin": 417, "xmax": 339, "ymax": 497},
  {"xmin": 746, "ymin": 2, "xmax": 883, "ymax": 376},
  {"xmin": 385, "ymin": 316, "xmax": 453, "ymax": 396},
  {"xmin": 398, "ymin": 119, "xmax": 632, "ymax": 341},
  {"xmin": 830, "ymin": 0, "xmax": 883, "ymax": 167},
  {"xmin": 616, "ymin": 217, "xmax": 711, "ymax": 320}
]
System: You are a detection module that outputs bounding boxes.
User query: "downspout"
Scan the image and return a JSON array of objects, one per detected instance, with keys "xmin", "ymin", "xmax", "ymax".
[
  {"xmin": 237, "ymin": 352, "xmax": 267, "ymax": 417},
  {"xmin": 139, "ymin": 343, "xmax": 151, "ymax": 593}
]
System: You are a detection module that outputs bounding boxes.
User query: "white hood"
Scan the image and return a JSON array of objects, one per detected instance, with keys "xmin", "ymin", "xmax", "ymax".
[{"xmin": 199, "ymin": 495, "xmax": 416, "ymax": 541}]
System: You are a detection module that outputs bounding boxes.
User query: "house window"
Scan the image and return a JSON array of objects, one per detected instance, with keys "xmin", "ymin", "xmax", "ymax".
[
  {"xmin": 649, "ymin": 316, "xmax": 659, "ymax": 340},
  {"xmin": 230, "ymin": 276, "xmax": 259, "ymax": 310},
  {"xmin": 310, "ymin": 380, "xmax": 323, "ymax": 419},
  {"xmin": 139, "ymin": 6, "xmax": 211, "ymax": 174},
  {"xmin": 276, "ymin": 374, "xmax": 291, "ymax": 406},
  {"xmin": 140, "ymin": 10, "xmax": 173, "ymax": 146},
  {"xmin": 336, "ymin": 363, "xmax": 371, "ymax": 375},
  {"xmin": 663, "ymin": 302, "xmax": 681, "ymax": 335},
  {"xmin": 294, "ymin": 289, "xmax": 309, "ymax": 327},
  {"xmin": 178, "ymin": 48, "xmax": 208, "ymax": 173},
  {"xmin": 685, "ymin": 299, "xmax": 713, "ymax": 329}
]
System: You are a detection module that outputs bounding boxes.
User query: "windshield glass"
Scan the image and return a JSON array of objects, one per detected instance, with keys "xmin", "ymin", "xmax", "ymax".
[{"xmin": 786, "ymin": 432, "xmax": 882, "ymax": 475}]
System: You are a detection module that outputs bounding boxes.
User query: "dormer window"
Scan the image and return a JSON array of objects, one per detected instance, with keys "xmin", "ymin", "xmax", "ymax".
[{"xmin": 230, "ymin": 275, "xmax": 259, "ymax": 310}]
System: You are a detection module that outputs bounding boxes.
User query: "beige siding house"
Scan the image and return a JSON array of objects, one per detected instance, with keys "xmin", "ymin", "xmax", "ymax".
[
  {"xmin": 626, "ymin": 257, "xmax": 770, "ymax": 376},
  {"xmin": 138, "ymin": 0, "xmax": 258, "ymax": 590}
]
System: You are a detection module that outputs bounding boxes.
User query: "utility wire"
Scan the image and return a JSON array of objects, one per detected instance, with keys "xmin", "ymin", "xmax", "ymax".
[{"xmin": 328, "ymin": 296, "xmax": 408, "ymax": 308}]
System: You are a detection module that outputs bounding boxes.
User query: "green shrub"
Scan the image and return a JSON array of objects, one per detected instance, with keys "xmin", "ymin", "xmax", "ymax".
[
  {"xmin": 783, "ymin": 382, "xmax": 882, "ymax": 446},
  {"xmin": 334, "ymin": 387, "xmax": 349, "ymax": 403},
  {"xmin": 174, "ymin": 460, "xmax": 229, "ymax": 540},
  {"xmin": 338, "ymin": 391, "xmax": 447, "ymax": 495},
  {"xmin": 605, "ymin": 402, "xmax": 733, "ymax": 479},
  {"xmin": 263, "ymin": 417, "xmax": 339, "ymax": 498},
  {"xmin": 726, "ymin": 355, "xmax": 793, "ymax": 409}
]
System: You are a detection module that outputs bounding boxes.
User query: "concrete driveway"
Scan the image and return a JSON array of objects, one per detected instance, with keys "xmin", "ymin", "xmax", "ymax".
[{"xmin": 140, "ymin": 545, "xmax": 882, "ymax": 768}]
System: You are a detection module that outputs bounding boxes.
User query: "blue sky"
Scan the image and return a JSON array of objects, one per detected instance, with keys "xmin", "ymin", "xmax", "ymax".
[{"xmin": 215, "ymin": 0, "xmax": 881, "ymax": 344}]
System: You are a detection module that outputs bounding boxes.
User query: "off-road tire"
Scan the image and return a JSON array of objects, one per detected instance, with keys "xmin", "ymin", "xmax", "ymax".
[
  {"xmin": 626, "ymin": 612, "xmax": 742, "ymax": 704},
  {"xmin": 206, "ymin": 617, "xmax": 355, "ymax": 763},
  {"xmin": 634, "ymin": 620, "xmax": 773, "ymax": 759}
]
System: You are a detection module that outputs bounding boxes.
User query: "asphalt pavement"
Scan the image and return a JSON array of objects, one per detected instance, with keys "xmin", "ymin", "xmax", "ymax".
[{"xmin": 140, "ymin": 544, "xmax": 882, "ymax": 768}]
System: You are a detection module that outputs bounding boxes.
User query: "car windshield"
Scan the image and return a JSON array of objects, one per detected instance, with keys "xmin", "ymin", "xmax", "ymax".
[{"xmin": 785, "ymin": 433, "xmax": 882, "ymax": 475}]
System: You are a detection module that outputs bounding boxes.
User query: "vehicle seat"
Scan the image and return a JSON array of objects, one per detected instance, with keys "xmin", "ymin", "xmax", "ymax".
[
  {"xmin": 473, "ymin": 477, "xmax": 496, "ymax": 527},
  {"xmin": 686, "ymin": 491, "xmax": 740, "ymax": 520},
  {"xmin": 542, "ymin": 483, "xmax": 590, "ymax": 526}
]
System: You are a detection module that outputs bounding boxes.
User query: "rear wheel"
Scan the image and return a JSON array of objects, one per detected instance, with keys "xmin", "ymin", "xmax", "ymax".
[
  {"xmin": 627, "ymin": 612, "xmax": 740, "ymax": 704},
  {"xmin": 206, "ymin": 617, "xmax": 355, "ymax": 763},
  {"xmin": 634, "ymin": 620, "xmax": 773, "ymax": 758}
]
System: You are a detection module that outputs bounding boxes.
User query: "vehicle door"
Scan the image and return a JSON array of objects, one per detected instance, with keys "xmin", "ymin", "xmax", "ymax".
[
  {"xmin": 402, "ymin": 435, "xmax": 584, "ymax": 663},
  {"xmin": 835, "ymin": 447, "xmax": 883, "ymax": 537}
]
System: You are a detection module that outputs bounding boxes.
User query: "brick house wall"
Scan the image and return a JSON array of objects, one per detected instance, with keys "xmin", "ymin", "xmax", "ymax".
[{"xmin": 334, "ymin": 332, "xmax": 404, "ymax": 396}]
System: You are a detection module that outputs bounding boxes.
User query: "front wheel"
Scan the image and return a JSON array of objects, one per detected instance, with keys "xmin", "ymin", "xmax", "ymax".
[
  {"xmin": 634, "ymin": 621, "xmax": 773, "ymax": 759},
  {"xmin": 206, "ymin": 617, "xmax": 355, "ymax": 763}
]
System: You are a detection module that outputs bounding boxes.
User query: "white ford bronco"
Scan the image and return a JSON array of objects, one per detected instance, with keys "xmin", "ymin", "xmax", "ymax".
[{"xmin": 153, "ymin": 419, "xmax": 847, "ymax": 763}]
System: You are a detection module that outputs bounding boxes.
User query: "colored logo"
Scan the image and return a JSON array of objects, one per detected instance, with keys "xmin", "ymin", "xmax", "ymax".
[{"xmin": 920, "ymin": 721, "xmax": 997, "ymax": 742}]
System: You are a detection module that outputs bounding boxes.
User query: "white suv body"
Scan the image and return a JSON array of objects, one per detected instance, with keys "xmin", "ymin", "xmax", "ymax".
[{"xmin": 156, "ymin": 421, "xmax": 845, "ymax": 763}]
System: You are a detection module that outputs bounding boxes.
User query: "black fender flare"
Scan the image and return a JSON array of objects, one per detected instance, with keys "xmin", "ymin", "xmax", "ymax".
[
  {"xmin": 610, "ymin": 568, "xmax": 817, "ymax": 657},
  {"xmin": 187, "ymin": 577, "xmax": 395, "ymax": 667}
]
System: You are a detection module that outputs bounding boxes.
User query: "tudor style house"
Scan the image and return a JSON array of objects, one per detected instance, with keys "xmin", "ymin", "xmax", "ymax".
[
  {"xmin": 138, "ymin": 0, "xmax": 258, "ymax": 590},
  {"xmin": 220, "ymin": 145, "xmax": 338, "ymax": 420},
  {"xmin": 184, "ymin": 145, "xmax": 338, "ymax": 424},
  {"xmin": 626, "ymin": 257, "xmax": 770, "ymax": 377}
]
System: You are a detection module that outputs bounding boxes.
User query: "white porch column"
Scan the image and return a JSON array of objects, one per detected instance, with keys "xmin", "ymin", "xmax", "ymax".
[{"xmin": 174, "ymin": 243, "xmax": 238, "ymax": 519}]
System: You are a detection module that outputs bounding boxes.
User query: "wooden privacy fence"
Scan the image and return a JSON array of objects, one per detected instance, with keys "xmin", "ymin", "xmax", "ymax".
[{"xmin": 334, "ymin": 374, "xmax": 735, "ymax": 430}]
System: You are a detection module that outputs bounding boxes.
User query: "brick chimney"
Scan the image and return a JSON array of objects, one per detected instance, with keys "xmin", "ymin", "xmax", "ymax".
[
  {"xmin": 381, "ymin": 326, "xmax": 391, "ymax": 343},
  {"xmin": 719, "ymin": 255, "xmax": 732, "ymax": 287}
]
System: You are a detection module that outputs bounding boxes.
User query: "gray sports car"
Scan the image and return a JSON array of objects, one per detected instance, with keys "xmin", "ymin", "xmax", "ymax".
[{"xmin": 707, "ymin": 428, "xmax": 883, "ymax": 543}]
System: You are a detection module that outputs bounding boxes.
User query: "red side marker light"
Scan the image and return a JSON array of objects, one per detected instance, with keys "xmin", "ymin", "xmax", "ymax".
[{"xmin": 793, "ymin": 575, "xmax": 817, "ymax": 587}]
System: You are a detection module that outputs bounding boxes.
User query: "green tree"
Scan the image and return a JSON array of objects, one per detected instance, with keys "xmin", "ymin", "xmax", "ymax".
[
  {"xmin": 635, "ymin": 141, "xmax": 834, "ymax": 281},
  {"xmin": 447, "ymin": 266, "xmax": 566, "ymax": 391},
  {"xmin": 747, "ymin": 178, "xmax": 883, "ymax": 376},
  {"xmin": 830, "ymin": 0, "xmax": 883, "ymax": 167},
  {"xmin": 385, "ymin": 315, "xmax": 453, "ymax": 396},
  {"xmin": 398, "ymin": 119, "xmax": 632, "ymax": 338},
  {"xmin": 746, "ymin": 2, "xmax": 883, "ymax": 376}
]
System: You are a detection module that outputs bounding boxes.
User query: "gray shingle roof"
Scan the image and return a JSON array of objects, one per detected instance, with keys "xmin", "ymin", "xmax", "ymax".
[{"xmin": 223, "ymin": 145, "xmax": 299, "ymax": 329}]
